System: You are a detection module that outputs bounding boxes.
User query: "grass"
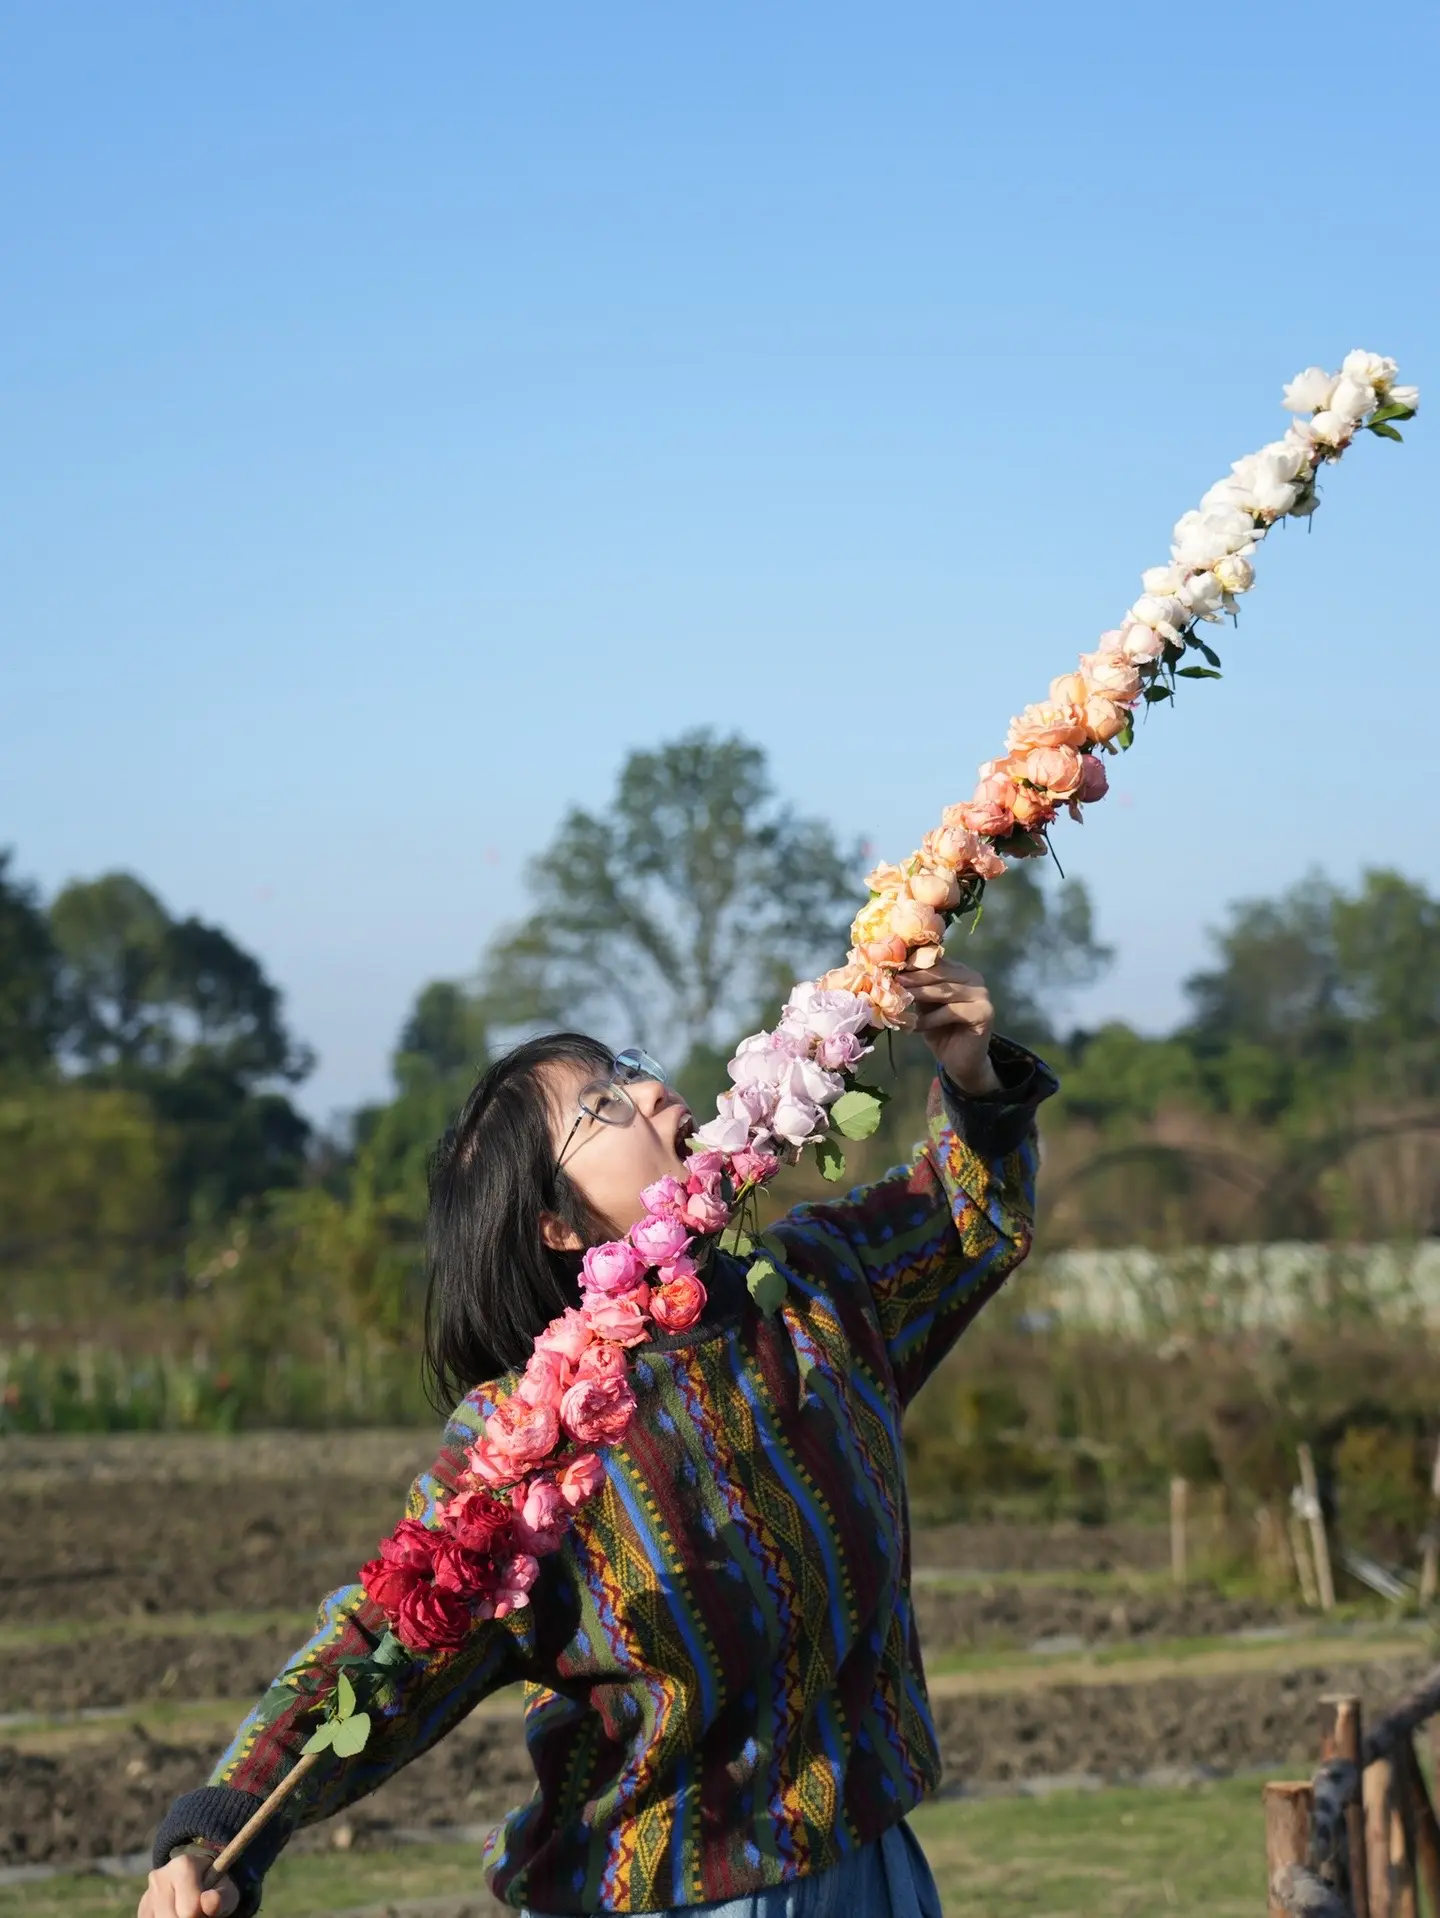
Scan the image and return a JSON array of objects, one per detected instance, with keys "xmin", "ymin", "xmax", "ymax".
[{"xmin": 0, "ymin": 1778, "xmax": 1269, "ymax": 1918}]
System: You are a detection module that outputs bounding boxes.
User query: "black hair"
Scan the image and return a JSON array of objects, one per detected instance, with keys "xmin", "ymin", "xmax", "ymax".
[{"xmin": 422, "ymin": 1031, "xmax": 614, "ymax": 1412}]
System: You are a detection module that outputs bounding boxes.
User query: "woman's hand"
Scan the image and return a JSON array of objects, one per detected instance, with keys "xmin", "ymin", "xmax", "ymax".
[
  {"xmin": 900, "ymin": 960, "xmax": 1001, "ymax": 1096},
  {"xmin": 139, "ymin": 1855, "xmax": 238, "ymax": 1918}
]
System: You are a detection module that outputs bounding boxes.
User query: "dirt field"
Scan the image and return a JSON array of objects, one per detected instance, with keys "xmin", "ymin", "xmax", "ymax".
[{"xmin": 1, "ymin": 1432, "xmax": 1424, "ymax": 1877}]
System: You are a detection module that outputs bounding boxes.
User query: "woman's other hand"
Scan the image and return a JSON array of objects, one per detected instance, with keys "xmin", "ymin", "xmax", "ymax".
[
  {"xmin": 899, "ymin": 960, "xmax": 1001, "ymax": 1096},
  {"xmin": 139, "ymin": 1854, "xmax": 239, "ymax": 1918}
]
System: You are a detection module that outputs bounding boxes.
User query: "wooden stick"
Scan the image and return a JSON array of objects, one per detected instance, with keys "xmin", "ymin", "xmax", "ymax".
[
  {"xmin": 207, "ymin": 1749, "xmax": 325, "ymax": 1879},
  {"xmin": 1369, "ymin": 1759, "xmax": 1399, "ymax": 1918},
  {"xmin": 1419, "ymin": 1438, "xmax": 1440, "ymax": 1610},
  {"xmin": 1268, "ymin": 1782, "xmax": 1317, "ymax": 1918},
  {"xmin": 1398, "ymin": 1740, "xmax": 1440, "ymax": 1918},
  {"xmin": 1391, "ymin": 1750, "xmax": 1419, "ymax": 1918},
  {"xmin": 1320, "ymin": 1693, "xmax": 1370, "ymax": 1918},
  {"xmin": 1171, "ymin": 1476, "xmax": 1188, "ymax": 1589},
  {"xmin": 1293, "ymin": 1509, "xmax": 1322, "ymax": 1608},
  {"xmin": 1299, "ymin": 1444, "xmax": 1337, "ymax": 1612}
]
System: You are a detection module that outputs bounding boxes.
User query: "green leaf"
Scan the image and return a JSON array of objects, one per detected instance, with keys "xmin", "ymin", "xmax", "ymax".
[
  {"xmin": 829, "ymin": 1090, "xmax": 884, "ymax": 1140},
  {"xmin": 1143, "ymin": 684, "xmax": 1173, "ymax": 703},
  {"xmin": 330, "ymin": 1710, "xmax": 372, "ymax": 1757},
  {"xmin": 813, "ymin": 1138, "xmax": 846, "ymax": 1182},
  {"xmin": 371, "ymin": 1630, "xmax": 411, "ymax": 1670},
  {"xmin": 1117, "ymin": 717, "xmax": 1134, "ymax": 751},
  {"xmin": 758, "ymin": 1229, "xmax": 789, "ymax": 1265},
  {"xmin": 1175, "ymin": 666, "xmax": 1222, "ymax": 680},
  {"xmin": 721, "ymin": 1227, "xmax": 756, "ymax": 1258},
  {"xmin": 850, "ymin": 1080, "xmax": 891, "ymax": 1107},
  {"xmin": 302, "ymin": 1720, "xmax": 338, "ymax": 1755},
  {"xmin": 335, "ymin": 1671, "xmax": 357, "ymax": 1720},
  {"xmin": 1369, "ymin": 401, "xmax": 1416, "ymax": 425},
  {"xmin": 746, "ymin": 1257, "xmax": 787, "ymax": 1317},
  {"xmin": 1193, "ymin": 639, "xmax": 1223, "ymax": 668},
  {"xmin": 1367, "ymin": 420, "xmax": 1405, "ymax": 442}
]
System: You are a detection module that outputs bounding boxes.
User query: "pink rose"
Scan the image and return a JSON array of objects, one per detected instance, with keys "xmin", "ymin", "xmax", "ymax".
[
  {"xmin": 679, "ymin": 1187, "xmax": 730, "ymax": 1234},
  {"xmin": 484, "ymin": 1395, "xmax": 561, "ymax": 1476},
  {"xmin": 580, "ymin": 1239, "xmax": 647, "ymax": 1297},
  {"xmin": 431, "ymin": 1537, "xmax": 492, "ymax": 1596},
  {"xmin": 638, "ymin": 1175, "xmax": 687, "ymax": 1220},
  {"xmin": 1083, "ymin": 695, "xmax": 1127, "ymax": 743},
  {"xmin": 394, "ymin": 1580, "xmax": 473, "ymax": 1653},
  {"xmin": 1080, "ymin": 649, "xmax": 1141, "ymax": 703},
  {"xmin": 684, "ymin": 1149, "xmax": 727, "ymax": 1186},
  {"xmin": 650, "ymin": 1274, "xmax": 707, "ymax": 1332},
  {"xmin": 1076, "ymin": 753, "xmax": 1110, "ymax": 804},
  {"xmin": 1023, "ymin": 745, "xmax": 1084, "ymax": 800},
  {"xmin": 560, "ymin": 1372, "xmax": 638, "ymax": 1447},
  {"xmin": 629, "ymin": 1214, "xmax": 692, "ymax": 1267},
  {"xmin": 954, "ymin": 773, "xmax": 1017, "ymax": 839},
  {"xmin": 574, "ymin": 1339, "xmax": 631, "ymax": 1384},
  {"xmin": 780, "ymin": 984, "xmax": 871, "ymax": 1042},
  {"xmin": 464, "ymin": 1435, "xmax": 518, "ymax": 1490},
  {"xmin": 557, "ymin": 1451, "xmax": 606, "ymax": 1507},
  {"xmin": 534, "ymin": 1307, "xmax": 594, "ymax": 1368},
  {"xmin": 730, "ymin": 1145, "xmax": 779, "ymax": 1187},
  {"xmin": 815, "ymin": 1029, "xmax": 865, "ymax": 1072},
  {"xmin": 656, "ymin": 1253, "xmax": 698, "ymax": 1287},
  {"xmin": 490, "ymin": 1553, "xmax": 541, "ymax": 1619},
  {"xmin": 517, "ymin": 1347, "xmax": 570, "ymax": 1410},
  {"xmin": 583, "ymin": 1291, "xmax": 651, "ymax": 1346},
  {"xmin": 510, "ymin": 1476, "xmax": 572, "ymax": 1556},
  {"xmin": 379, "ymin": 1518, "xmax": 442, "ymax": 1571}
]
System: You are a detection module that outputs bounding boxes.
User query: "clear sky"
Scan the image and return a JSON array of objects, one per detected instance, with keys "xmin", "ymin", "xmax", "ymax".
[{"xmin": 3, "ymin": 1, "xmax": 1437, "ymax": 1124}]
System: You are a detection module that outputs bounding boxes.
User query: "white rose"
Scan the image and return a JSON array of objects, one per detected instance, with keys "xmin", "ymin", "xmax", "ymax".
[
  {"xmin": 1341, "ymin": 349, "xmax": 1397, "ymax": 392},
  {"xmin": 1171, "ymin": 504, "xmax": 1256, "ymax": 570},
  {"xmin": 771, "ymin": 1093, "xmax": 827, "ymax": 1147},
  {"xmin": 1118, "ymin": 621, "xmax": 1166, "ymax": 662},
  {"xmin": 1140, "ymin": 564, "xmax": 1184, "ymax": 596},
  {"xmin": 1282, "ymin": 366, "xmax": 1338, "ymax": 414},
  {"xmin": 1259, "ymin": 438, "xmax": 1310, "ymax": 481},
  {"xmin": 1129, "ymin": 594, "xmax": 1187, "ymax": 639},
  {"xmin": 1213, "ymin": 553, "xmax": 1254, "ymax": 594},
  {"xmin": 1391, "ymin": 384, "xmax": 1420, "ymax": 412},
  {"xmin": 1306, "ymin": 409, "xmax": 1352, "ymax": 448},
  {"xmin": 1329, "ymin": 376, "xmax": 1375, "ymax": 424},
  {"xmin": 1178, "ymin": 571, "xmax": 1224, "ymax": 616},
  {"xmin": 782, "ymin": 983, "xmax": 871, "ymax": 1041},
  {"xmin": 1200, "ymin": 477, "xmax": 1247, "ymax": 515}
]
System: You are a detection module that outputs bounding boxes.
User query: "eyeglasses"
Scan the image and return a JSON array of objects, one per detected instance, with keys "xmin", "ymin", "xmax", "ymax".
[{"xmin": 554, "ymin": 1047, "xmax": 669, "ymax": 1173}]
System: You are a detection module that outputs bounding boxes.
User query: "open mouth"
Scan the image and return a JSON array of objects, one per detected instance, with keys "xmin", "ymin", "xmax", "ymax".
[{"xmin": 672, "ymin": 1111, "xmax": 695, "ymax": 1164}]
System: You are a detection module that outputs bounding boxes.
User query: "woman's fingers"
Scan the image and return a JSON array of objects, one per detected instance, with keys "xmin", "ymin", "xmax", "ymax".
[
  {"xmin": 139, "ymin": 1860, "xmax": 236, "ymax": 1918},
  {"xmin": 201, "ymin": 1885, "xmax": 239, "ymax": 1918}
]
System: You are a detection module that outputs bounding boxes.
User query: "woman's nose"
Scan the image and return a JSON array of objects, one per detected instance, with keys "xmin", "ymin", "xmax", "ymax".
[{"xmin": 631, "ymin": 1077, "xmax": 670, "ymax": 1117}]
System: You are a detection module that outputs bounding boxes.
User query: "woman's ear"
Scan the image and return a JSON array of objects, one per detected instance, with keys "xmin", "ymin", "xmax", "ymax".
[{"xmin": 539, "ymin": 1212, "xmax": 585, "ymax": 1254}]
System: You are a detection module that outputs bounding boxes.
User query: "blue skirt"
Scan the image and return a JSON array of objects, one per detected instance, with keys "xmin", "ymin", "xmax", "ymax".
[{"xmin": 522, "ymin": 1819, "xmax": 944, "ymax": 1917}]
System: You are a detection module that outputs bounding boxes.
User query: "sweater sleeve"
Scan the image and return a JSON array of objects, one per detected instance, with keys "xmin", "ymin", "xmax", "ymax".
[
  {"xmin": 775, "ymin": 1036, "xmax": 1057, "ymax": 1406},
  {"xmin": 151, "ymin": 1389, "xmax": 537, "ymax": 1916}
]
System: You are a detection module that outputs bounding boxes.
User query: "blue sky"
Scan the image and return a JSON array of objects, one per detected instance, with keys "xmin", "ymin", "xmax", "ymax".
[{"xmin": 3, "ymin": 2, "xmax": 1437, "ymax": 1123}]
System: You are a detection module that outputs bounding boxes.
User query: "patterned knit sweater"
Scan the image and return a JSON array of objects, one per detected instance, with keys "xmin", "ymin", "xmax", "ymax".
[{"xmin": 155, "ymin": 1042, "xmax": 1055, "ymax": 1914}]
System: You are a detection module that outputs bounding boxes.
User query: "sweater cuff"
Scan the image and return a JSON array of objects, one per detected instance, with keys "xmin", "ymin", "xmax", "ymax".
[
  {"xmin": 154, "ymin": 1788, "xmax": 287, "ymax": 1918},
  {"xmin": 939, "ymin": 1036, "xmax": 1057, "ymax": 1158}
]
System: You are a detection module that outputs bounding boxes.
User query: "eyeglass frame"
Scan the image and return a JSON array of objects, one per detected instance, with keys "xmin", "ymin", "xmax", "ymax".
[{"xmin": 553, "ymin": 1046, "xmax": 669, "ymax": 1175}]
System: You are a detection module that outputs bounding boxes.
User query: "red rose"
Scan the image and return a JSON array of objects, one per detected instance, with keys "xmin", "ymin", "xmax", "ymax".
[
  {"xmin": 360, "ymin": 1555, "xmax": 423, "ymax": 1617},
  {"xmin": 431, "ymin": 1538, "xmax": 495, "ymax": 1598},
  {"xmin": 394, "ymin": 1580, "xmax": 473, "ymax": 1653},
  {"xmin": 379, "ymin": 1517, "xmax": 441, "ymax": 1570},
  {"xmin": 444, "ymin": 1488, "xmax": 513, "ymax": 1556}
]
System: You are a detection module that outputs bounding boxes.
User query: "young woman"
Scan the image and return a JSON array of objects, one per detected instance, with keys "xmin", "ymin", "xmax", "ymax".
[{"xmin": 142, "ymin": 959, "xmax": 1055, "ymax": 1918}]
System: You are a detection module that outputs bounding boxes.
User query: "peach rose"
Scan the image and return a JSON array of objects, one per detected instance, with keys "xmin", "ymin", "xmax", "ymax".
[
  {"xmin": 863, "ymin": 860, "xmax": 907, "ymax": 896},
  {"xmin": 1049, "ymin": 671, "xmax": 1089, "ymax": 709},
  {"xmin": 484, "ymin": 1395, "xmax": 561, "ymax": 1476},
  {"xmin": 1083, "ymin": 695, "xmax": 1127, "ymax": 743},
  {"xmin": 951, "ymin": 773, "xmax": 1017, "ymax": 839},
  {"xmin": 516, "ymin": 1347, "xmax": 570, "ymax": 1411},
  {"xmin": 574, "ymin": 1339, "xmax": 630, "ymax": 1385},
  {"xmin": 534, "ymin": 1307, "xmax": 594, "ymax": 1368},
  {"xmin": 1022, "ymin": 745, "xmax": 1084, "ymax": 800},
  {"xmin": 1079, "ymin": 649, "xmax": 1142, "ymax": 703},
  {"xmin": 906, "ymin": 945, "xmax": 943, "ymax": 970},
  {"xmin": 906, "ymin": 864, "xmax": 962, "ymax": 910},
  {"xmin": 885, "ymin": 895, "xmax": 944, "ymax": 949},
  {"xmin": 855, "ymin": 933, "xmax": 910, "ymax": 969},
  {"xmin": 557, "ymin": 1452, "xmax": 606, "ymax": 1507},
  {"xmin": 582, "ymin": 1291, "xmax": 651, "ymax": 1346},
  {"xmin": 1010, "ymin": 785, "xmax": 1058, "ymax": 831},
  {"xmin": 1007, "ymin": 700, "xmax": 1088, "ymax": 753}
]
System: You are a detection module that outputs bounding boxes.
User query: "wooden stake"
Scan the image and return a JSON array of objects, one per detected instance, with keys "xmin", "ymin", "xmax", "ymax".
[
  {"xmin": 1292, "ymin": 1509, "xmax": 1322, "ymax": 1608},
  {"xmin": 1367, "ymin": 1755, "xmax": 1420, "ymax": 1918},
  {"xmin": 1267, "ymin": 1782, "xmax": 1316, "ymax": 1918},
  {"xmin": 1319, "ymin": 1695, "xmax": 1370, "ymax": 1918},
  {"xmin": 1419, "ymin": 1438, "xmax": 1440, "ymax": 1610},
  {"xmin": 1171, "ymin": 1476, "xmax": 1188, "ymax": 1589},
  {"xmin": 207, "ymin": 1749, "xmax": 324, "ymax": 1880},
  {"xmin": 1398, "ymin": 1741, "xmax": 1440, "ymax": 1918},
  {"xmin": 1299, "ymin": 1444, "xmax": 1337, "ymax": 1612}
]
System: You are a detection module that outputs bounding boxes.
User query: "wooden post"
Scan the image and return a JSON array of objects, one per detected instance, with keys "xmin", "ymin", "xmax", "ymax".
[
  {"xmin": 1292, "ymin": 1507, "xmax": 1322, "ymax": 1608},
  {"xmin": 1398, "ymin": 1741, "xmax": 1440, "ymax": 1917},
  {"xmin": 1299, "ymin": 1444, "xmax": 1337, "ymax": 1612},
  {"xmin": 1267, "ymin": 1782, "xmax": 1316, "ymax": 1918},
  {"xmin": 1366, "ymin": 1756, "xmax": 1420, "ymax": 1918},
  {"xmin": 1171, "ymin": 1475, "xmax": 1188, "ymax": 1589},
  {"xmin": 1419, "ymin": 1438, "xmax": 1440, "ymax": 1609},
  {"xmin": 1319, "ymin": 1695, "xmax": 1369, "ymax": 1918}
]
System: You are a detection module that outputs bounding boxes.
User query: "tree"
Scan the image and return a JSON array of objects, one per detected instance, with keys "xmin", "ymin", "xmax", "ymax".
[
  {"xmin": 482, "ymin": 732, "xmax": 862, "ymax": 1080},
  {"xmin": 0, "ymin": 851, "xmax": 62, "ymax": 1076},
  {"xmin": 1184, "ymin": 873, "xmax": 1346, "ymax": 1061}
]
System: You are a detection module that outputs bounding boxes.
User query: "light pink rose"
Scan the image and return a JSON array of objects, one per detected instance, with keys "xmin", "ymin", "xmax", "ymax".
[
  {"xmin": 855, "ymin": 932, "xmax": 911, "ymax": 970},
  {"xmin": 560, "ymin": 1372, "xmax": 638, "ymax": 1446},
  {"xmin": 907, "ymin": 865, "xmax": 961, "ymax": 910},
  {"xmin": 463, "ymin": 1435, "xmax": 516, "ymax": 1490},
  {"xmin": 863, "ymin": 859, "xmax": 907, "ymax": 896},
  {"xmin": 630, "ymin": 1213, "xmax": 691, "ymax": 1267},
  {"xmin": 679, "ymin": 1187, "xmax": 730, "ymax": 1234},
  {"xmin": 650, "ymin": 1274, "xmax": 708, "ymax": 1332},
  {"xmin": 684, "ymin": 1148, "xmax": 726, "ymax": 1185},
  {"xmin": 557, "ymin": 1451, "xmax": 605, "ymax": 1507},
  {"xmin": 1118, "ymin": 621, "xmax": 1166, "ymax": 663},
  {"xmin": 1076, "ymin": 754, "xmax": 1110, "ymax": 804},
  {"xmin": 489, "ymin": 1552, "xmax": 541, "ymax": 1618},
  {"xmin": 780, "ymin": 984, "xmax": 871, "ymax": 1042},
  {"xmin": 731, "ymin": 1081, "xmax": 779, "ymax": 1129},
  {"xmin": 885, "ymin": 895, "xmax": 944, "ymax": 948},
  {"xmin": 730, "ymin": 1145, "xmax": 780, "ymax": 1187},
  {"xmin": 656, "ymin": 1253, "xmax": 699, "ymax": 1287},
  {"xmin": 639, "ymin": 1175, "xmax": 687, "ymax": 1220},
  {"xmin": 582, "ymin": 1291, "xmax": 651, "ymax": 1346},
  {"xmin": 510, "ymin": 1476, "xmax": 572, "ymax": 1556},
  {"xmin": 1083, "ymin": 695, "xmax": 1127, "ymax": 743},
  {"xmin": 729, "ymin": 1030, "xmax": 803, "ymax": 1089},
  {"xmin": 969, "ymin": 842, "xmax": 1007, "ymax": 881},
  {"xmin": 516, "ymin": 1347, "xmax": 570, "ymax": 1410},
  {"xmin": 1023, "ymin": 745, "xmax": 1084, "ymax": 800},
  {"xmin": 484, "ymin": 1395, "xmax": 561, "ymax": 1476},
  {"xmin": 581, "ymin": 1239, "xmax": 647, "ymax": 1297},
  {"xmin": 534, "ymin": 1307, "xmax": 594, "ymax": 1368},
  {"xmin": 772, "ymin": 1093, "xmax": 827, "ymax": 1146},
  {"xmin": 954, "ymin": 773, "xmax": 1017, "ymax": 839},
  {"xmin": 1049, "ymin": 670, "xmax": 1089, "ymax": 708},
  {"xmin": 1080, "ymin": 649, "xmax": 1142, "ymax": 703},
  {"xmin": 815, "ymin": 1028, "xmax": 866, "ymax": 1072},
  {"xmin": 574, "ymin": 1339, "xmax": 630, "ymax": 1385},
  {"xmin": 691, "ymin": 1107, "xmax": 752, "ymax": 1153}
]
